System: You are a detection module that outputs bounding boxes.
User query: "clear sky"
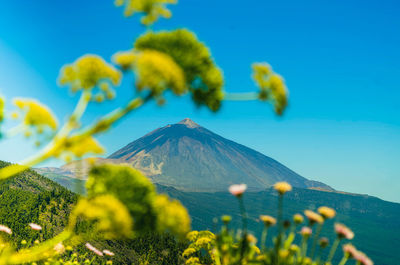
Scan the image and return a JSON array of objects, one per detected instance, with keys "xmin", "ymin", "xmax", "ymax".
[{"xmin": 0, "ymin": 0, "xmax": 399, "ymax": 202}]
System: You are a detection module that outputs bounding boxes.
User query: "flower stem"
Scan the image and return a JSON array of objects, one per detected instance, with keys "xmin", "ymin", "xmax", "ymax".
[
  {"xmin": 310, "ymin": 223, "xmax": 323, "ymax": 258},
  {"xmin": 338, "ymin": 255, "xmax": 349, "ymax": 265},
  {"xmin": 326, "ymin": 238, "xmax": 340, "ymax": 264}
]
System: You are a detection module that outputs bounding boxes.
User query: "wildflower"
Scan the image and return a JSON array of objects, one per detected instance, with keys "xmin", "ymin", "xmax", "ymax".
[
  {"xmin": 106, "ymin": 261, "xmax": 113, "ymax": 265},
  {"xmin": 289, "ymin": 244, "xmax": 300, "ymax": 253},
  {"xmin": 319, "ymin": 237, "xmax": 329, "ymax": 248},
  {"xmin": 0, "ymin": 225, "xmax": 12, "ymax": 235},
  {"xmin": 300, "ymin": 226, "xmax": 312, "ymax": 237},
  {"xmin": 354, "ymin": 251, "xmax": 373, "ymax": 265},
  {"xmin": 103, "ymin": 249, "xmax": 115, "ymax": 256},
  {"xmin": 186, "ymin": 231, "xmax": 199, "ymax": 241},
  {"xmin": 115, "ymin": 0, "xmax": 177, "ymax": 25},
  {"xmin": 66, "ymin": 245, "xmax": 73, "ymax": 251},
  {"xmin": 279, "ymin": 249, "xmax": 289, "ymax": 259},
  {"xmin": 85, "ymin": 243, "xmax": 103, "ymax": 256},
  {"xmin": 14, "ymin": 99, "xmax": 58, "ymax": 132},
  {"xmin": 59, "ymin": 55, "xmax": 120, "ymax": 91},
  {"xmin": 259, "ymin": 215, "xmax": 276, "ymax": 227},
  {"xmin": 274, "ymin": 182, "xmax": 292, "ymax": 195},
  {"xmin": 135, "ymin": 29, "xmax": 224, "ymax": 112},
  {"xmin": 293, "ymin": 214, "xmax": 304, "ymax": 224},
  {"xmin": 182, "ymin": 247, "xmax": 196, "ymax": 258},
  {"xmin": 318, "ymin": 206, "xmax": 336, "ymax": 219},
  {"xmin": 228, "ymin": 184, "xmax": 247, "ymax": 197},
  {"xmin": 247, "ymin": 234, "xmax": 257, "ymax": 244},
  {"xmin": 185, "ymin": 256, "xmax": 200, "ymax": 265},
  {"xmin": 334, "ymin": 223, "xmax": 354, "ymax": 240},
  {"xmin": 195, "ymin": 237, "xmax": 212, "ymax": 247},
  {"xmin": 343, "ymin": 244, "xmax": 358, "ymax": 258},
  {"xmin": 112, "ymin": 51, "xmax": 136, "ymax": 70},
  {"xmin": 154, "ymin": 194, "xmax": 191, "ymax": 238},
  {"xmin": 221, "ymin": 215, "xmax": 232, "ymax": 224},
  {"xmin": 29, "ymin": 223, "xmax": 42, "ymax": 231},
  {"xmin": 54, "ymin": 243, "xmax": 65, "ymax": 254},
  {"xmin": 21, "ymin": 240, "xmax": 27, "ymax": 245},
  {"xmin": 34, "ymin": 240, "xmax": 40, "ymax": 244},
  {"xmin": 304, "ymin": 210, "xmax": 324, "ymax": 224},
  {"xmin": 132, "ymin": 50, "xmax": 187, "ymax": 96}
]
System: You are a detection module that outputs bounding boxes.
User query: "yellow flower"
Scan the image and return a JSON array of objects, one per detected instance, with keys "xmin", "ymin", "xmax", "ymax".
[
  {"xmin": 70, "ymin": 195, "xmax": 133, "ymax": 239},
  {"xmin": 259, "ymin": 215, "xmax": 276, "ymax": 227},
  {"xmin": 54, "ymin": 135, "xmax": 104, "ymax": 159},
  {"xmin": 246, "ymin": 234, "xmax": 257, "ymax": 244},
  {"xmin": 132, "ymin": 49, "xmax": 187, "ymax": 96},
  {"xmin": 182, "ymin": 247, "xmax": 196, "ymax": 258},
  {"xmin": 293, "ymin": 214, "xmax": 304, "ymax": 224},
  {"xmin": 135, "ymin": 29, "xmax": 224, "ymax": 111},
  {"xmin": 154, "ymin": 194, "xmax": 191, "ymax": 238},
  {"xmin": 186, "ymin": 231, "xmax": 199, "ymax": 242},
  {"xmin": 318, "ymin": 206, "xmax": 336, "ymax": 219},
  {"xmin": 274, "ymin": 181, "xmax": 292, "ymax": 195},
  {"xmin": 304, "ymin": 210, "xmax": 324, "ymax": 224},
  {"xmin": 112, "ymin": 51, "xmax": 136, "ymax": 70},
  {"xmin": 185, "ymin": 257, "xmax": 200, "ymax": 265},
  {"xmin": 59, "ymin": 55, "xmax": 121, "ymax": 91},
  {"xmin": 115, "ymin": 0, "xmax": 177, "ymax": 25},
  {"xmin": 13, "ymin": 98, "xmax": 58, "ymax": 132},
  {"xmin": 252, "ymin": 63, "xmax": 288, "ymax": 115}
]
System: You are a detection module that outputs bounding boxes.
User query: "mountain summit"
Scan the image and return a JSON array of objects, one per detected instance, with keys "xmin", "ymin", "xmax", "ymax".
[{"xmin": 108, "ymin": 119, "xmax": 332, "ymax": 191}]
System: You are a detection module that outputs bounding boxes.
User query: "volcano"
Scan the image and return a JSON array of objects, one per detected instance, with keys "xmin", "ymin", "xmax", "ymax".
[{"xmin": 106, "ymin": 118, "xmax": 332, "ymax": 191}]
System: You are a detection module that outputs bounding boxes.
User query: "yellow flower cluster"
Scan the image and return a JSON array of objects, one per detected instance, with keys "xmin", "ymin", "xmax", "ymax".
[
  {"xmin": 86, "ymin": 164, "xmax": 190, "ymax": 237},
  {"xmin": 52, "ymin": 135, "xmax": 105, "ymax": 162},
  {"xmin": 135, "ymin": 29, "xmax": 224, "ymax": 111},
  {"xmin": 183, "ymin": 231, "xmax": 216, "ymax": 264},
  {"xmin": 13, "ymin": 98, "xmax": 58, "ymax": 133},
  {"xmin": 59, "ymin": 55, "xmax": 121, "ymax": 94},
  {"xmin": 112, "ymin": 51, "xmax": 137, "ymax": 71},
  {"xmin": 70, "ymin": 195, "xmax": 133, "ymax": 239},
  {"xmin": 115, "ymin": 0, "xmax": 177, "ymax": 25},
  {"xmin": 252, "ymin": 63, "xmax": 288, "ymax": 115},
  {"xmin": 114, "ymin": 49, "xmax": 187, "ymax": 97},
  {"xmin": 154, "ymin": 194, "xmax": 191, "ymax": 238}
]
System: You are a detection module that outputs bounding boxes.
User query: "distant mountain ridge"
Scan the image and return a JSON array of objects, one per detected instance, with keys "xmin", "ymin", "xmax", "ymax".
[
  {"xmin": 44, "ymin": 118, "xmax": 331, "ymax": 192},
  {"xmin": 107, "ymin": 118, "xmax": 332, "ymax": 191}
]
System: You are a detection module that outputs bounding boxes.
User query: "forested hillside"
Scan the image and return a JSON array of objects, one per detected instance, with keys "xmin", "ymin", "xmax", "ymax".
[{"xmin": 0, "ymin": 161, "xmax": 77, "ymax": 245}]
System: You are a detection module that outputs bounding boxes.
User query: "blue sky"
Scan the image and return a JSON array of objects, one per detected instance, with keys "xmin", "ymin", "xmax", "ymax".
[{"xmin": 0, "ymin": 0, "xmax": 399, "ymax": 202}]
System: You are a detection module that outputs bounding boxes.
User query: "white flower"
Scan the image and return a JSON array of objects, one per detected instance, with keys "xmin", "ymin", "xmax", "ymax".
[
  {"xmin": 29, "ymin": 223, "xmax": 42, "ymax": 231},
  {"xmin": 0, "ymin": 225, "xmax": 12, "ymax": 235},
  {"xmin": 228, "ymin": 184, "xmax": 247, "ymax": 197}
]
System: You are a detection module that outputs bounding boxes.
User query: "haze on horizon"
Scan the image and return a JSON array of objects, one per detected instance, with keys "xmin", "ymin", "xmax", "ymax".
[{"xmin": 0, "ymin": 0, "xmax": 399, "ymax": 203}]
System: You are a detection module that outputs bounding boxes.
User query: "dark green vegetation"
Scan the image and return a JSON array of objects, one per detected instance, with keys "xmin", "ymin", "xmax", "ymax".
[
  {"xmin": 0, "ymin": 161, "xmax": 76, "ymax": 245},
  {"xmin": 158, "ymin": 185, "xmax": 400, "ymax": 265},
  {"xmin": 0, "ymin": 161, "xmax": 186, "ymax": 264}
]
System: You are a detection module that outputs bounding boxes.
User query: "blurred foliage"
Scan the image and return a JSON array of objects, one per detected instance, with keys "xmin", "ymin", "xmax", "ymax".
[{"xmin": 0, "ymin": 0, "xmax": 292, "ymax": 263}]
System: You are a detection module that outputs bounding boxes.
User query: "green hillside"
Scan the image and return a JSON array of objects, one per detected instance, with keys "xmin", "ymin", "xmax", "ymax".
[
  {"xmin": 158, "ymin": 185, "xmax": 400, "ymax": 265},
  {"xmin": 0, "ymin": 161, "xmax": 186, "ymax": 264},
  {"xmin": 0, "ymin": 161, "xmax": 77, "ymax": 245}
]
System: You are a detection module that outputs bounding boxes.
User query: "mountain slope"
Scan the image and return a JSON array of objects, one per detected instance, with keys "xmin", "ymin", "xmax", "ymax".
[
  {"xmin": 107, "ymin": 118, "xmax": 332, "ymax": 191},
  {"xmin": 0, "ymin": 161, "xmax": 77, "ymax": 243}
]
